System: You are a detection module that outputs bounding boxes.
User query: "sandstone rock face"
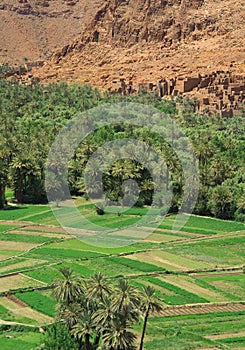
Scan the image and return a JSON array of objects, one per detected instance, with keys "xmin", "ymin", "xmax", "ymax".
[
  {"xmin": 2, "ymin": 0, "xmax": 244, "ymax": 116},
  {"xmin": 0, "ymin": 0, "xmax": 103, "ymax": 65}
]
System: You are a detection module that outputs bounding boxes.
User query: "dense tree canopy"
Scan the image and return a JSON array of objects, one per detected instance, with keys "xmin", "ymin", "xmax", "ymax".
[{"xmin": 0, "ymin": 74, "xmax": 244, "ymax": 221}]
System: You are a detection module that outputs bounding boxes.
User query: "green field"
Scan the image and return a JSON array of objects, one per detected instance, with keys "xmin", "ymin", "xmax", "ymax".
[
  {"xmin": 0, "ymin": 203, "xmax": 244, "ymax": 349},
  {"xmin": 140, "ymin": 311, "xmax": 245, "ymax": 349}
]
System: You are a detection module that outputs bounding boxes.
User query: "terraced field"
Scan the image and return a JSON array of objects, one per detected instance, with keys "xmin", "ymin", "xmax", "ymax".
[{"xmin": 0, "ymin": 203, "xmax": 244, "ymax": 349}]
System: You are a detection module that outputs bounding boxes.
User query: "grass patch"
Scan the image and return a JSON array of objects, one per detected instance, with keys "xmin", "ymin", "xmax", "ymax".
[
  {"xmin": 0, "ymin": 225, "xmax": 17, "ymax": 233},
  {"xmin": 15, "ymin": 291, "xmax": 56, "ymax": 317},
  {"xmin": 141, "ymin": 276, "xmax": 207, "ymax": 304},
  {"xmin": 26, "ymin": 247, "xmax": 106, "ymax": 260},
  {"xmin": 0, "ymin": 233, "xmax": 61, "ymax": 244},
  {"xmin": 109, "ymin": 256, "xmax": 166, "ymax": 273},
  {"xmin": 24, "ymin": 267, "xmax": 62, "ymax": 284},
  {"xmin": 48, "ymin": 238, "xmax": 157, "ymax": 255}
]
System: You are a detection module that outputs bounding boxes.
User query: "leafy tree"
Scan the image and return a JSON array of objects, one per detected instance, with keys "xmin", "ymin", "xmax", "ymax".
[{"xmin": 37, "ymin": 323, "xmax": 78, "ymax": 350}]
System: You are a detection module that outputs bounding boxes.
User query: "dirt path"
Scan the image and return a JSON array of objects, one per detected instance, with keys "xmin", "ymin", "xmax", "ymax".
[
  {"xmin": 161, "ymin": 302, "xmax": 245, "ymax": 317},
  {"xmin": 0, "ymin": 319, "xmax": 36, "ymax": 327}
]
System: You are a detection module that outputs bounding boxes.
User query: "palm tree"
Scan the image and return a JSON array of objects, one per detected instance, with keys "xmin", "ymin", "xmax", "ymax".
[
  {"xmin": 87, "ymin": 272, "xmax": 111, "ymax": 303},
  {"xmin": 112, "ymin": 279, "xmax": 140, "ymax": 324},
  {"xmin": 139, "ymin": 286, "xmax": 163, "ymax": 350},
  {"xmin": 102, "ymin": 317, "xmax": 136, "ymax": 350},
  {"xmin": 93, "ymin": 295, "xmax": 114, "ymax": 329},
  {"xmin": 53, "ymin": 267, "xmax": 84, "ymax": 307},
  {"xmin": 59, "ymin": 302, "xmax": 83, "ymax": 329},
  {"xmin": 71, "ymin": 310, "xmax": 95, "ymax": 350}
]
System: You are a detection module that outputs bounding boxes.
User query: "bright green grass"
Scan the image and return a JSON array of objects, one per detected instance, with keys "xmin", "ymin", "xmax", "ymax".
[
  {"xmin": 47, "ymin": 238, "xmax": 157, "ymax": 254},
  {"xmin": 0, "ymin": 225, "xmax": 17, "ymax": 233},
  {"xmin": 5, "ymin": 189, "xmax": 14, "ymax": 198},
  {"xmin": 15, "ymin": 291, "xmax": 56, "ymax": 317},
  {"xmin": 71, "ymin": 257, "xmax": 144, "ymax": 277},
  {"xmin": 1, "ymin": 205, "xmax": 243, "ymax": 235},
  {"xmin": 140, "ymin": 311, "xmax": 245, "ymax": 349},
  {"xmin": 21, "ymin": 211, "xmax": 58, "ymax": 225},
  {"xmin": 141, "ymin": 276, "xmax": 207, "ymax": 304},
  {"xmin": 26, "ymin": 247, "xmax": 107, "ymax": 260},
  {"xmin": 108, "ymin": 256, "xmax": 166, "ymax": 273},
  {"xmin": 24, "ymin": 267, "xmax": 62, "ymax": 284},
  {"xmin": 161, "ymin": 236, "xmax": 245, "ymax": 266},
  {"xmin": 0, "ymin": 331, "xmax": 42, "ymax": 350},
  {"xmin": 183, "ymin": 215, "xmax": 245, "ymax": 232},
  {"xmin": 194, "ymin": 277, "xmax": 242, "ymax": 301},
  {"xmin": 0, "ymin": 206, "xmax": 51, "ymax": 221},
  {"xmin": 0, "ymin": 233, "xmax": 61, "ymax": 244}
]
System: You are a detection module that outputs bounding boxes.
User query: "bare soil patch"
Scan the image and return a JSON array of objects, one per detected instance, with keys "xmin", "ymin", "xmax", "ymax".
[
  {"xmin": 0, "ymin": 296, "xmax": 53, "ymax": 324},
  {"xmin": 0, "ymin": 274, "xmax": 42, "ymax": 292},
  {"xmin": 0, "ymin": 240, "xmax": 37, "ymax": 251},
  {"xmin": 206, "ymin": 331, "xmax": 245, "ymax": 340}
]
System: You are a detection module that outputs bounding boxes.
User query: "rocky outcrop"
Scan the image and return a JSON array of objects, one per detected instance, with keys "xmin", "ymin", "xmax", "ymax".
[
  {"xmin": 0, "ymin": 0, "xmax": 104, "ymax": 65},
  {"xmin": 2, "ymin": 0, "xmax": 244, "ymax": 116}
]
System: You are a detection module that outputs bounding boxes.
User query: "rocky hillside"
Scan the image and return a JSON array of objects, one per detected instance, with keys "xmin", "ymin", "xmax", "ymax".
[
  {"xmin": 0, "ymin": 0, "xmax": 103, "ymax": 65},
  {"xmin": 2, "ymin": 0, "xmax": 244, "ymax": 115}
]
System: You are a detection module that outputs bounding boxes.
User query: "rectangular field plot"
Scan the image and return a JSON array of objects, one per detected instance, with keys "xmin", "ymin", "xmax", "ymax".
[
  {"xmin": 0, "ymin": 274, "xmax": 43, "ymax": 293},
  {"xmin": 0, "ymin": 233, "xmax": 61, "ymax": 244},
  {"xmin": 24, "ymin": 266, "xmax": 62, "ymax": 284},
  {"xmin": 37, "ymin": 238, "xmax": 157, "ymax": 255},
  {"xmin": 199, "ymin": 274, "xmax": 245, "ymax": 300},
  {"xmin": 157, "ymin": 275, "xmax": 235, "ymax": 302},
  {"xmin": 144, "ymin": 232, "xmax": 185, "ymax": 243},
  {"xmin": 0, "ymin": 301, "xmax": 36, "ymax": 325},
  {"xmin": 25, "ymin": 246, "xmax": 107, "ymax": 260},
  {"xmin": 161, "ymin": 235, "xmax": 245, "ymax": 266},
  {"xmin": 141, "ymin": 311, "xmax": 245, "ymax": 350},
  {"xmin": 148, "ymin": 214, "xmax": 245, "ymax": 235},
  {"xmin": 0, "ymin": 258, "xmax": 47, "ymax": 275},
  {"xmin": 137, "ymin": 276, "xmax": 207, "ymax": 305},
  {"xmin": 126, "ymin": 250, "xmax": 212, "ymax": 271},
  {"xmin": 0, "ymin": 296, "xmax": 52, "ymax": 325},
  {"xmin": 0, "ymin": 224, "xmax": 18, "ymax": 233},
  {"xmin": 15, "ymin": 291, "xmax": 56, "ymax": 317},
  {"xmin": 0, "ymin": 206, "xmax": 52, "ymax": 222},
  {"xmin": 0, "ymin": 240, "xmax": 38, "ymax": 254},
  {"xmin": 67, "ymin": 257, "xmax": 146, "ymax": 277},
  {"xmin": 0, "ymin": 331, "xmax": 43, "ymax": 350}
]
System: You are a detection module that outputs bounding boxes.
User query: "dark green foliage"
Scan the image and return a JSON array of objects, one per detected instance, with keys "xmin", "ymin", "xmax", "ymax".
[
  {"xmin": 0, "ymin": 71, "xmax": 244, "ymax": 222},
  {"xmin": 38, "ymin": 323, "xmax": 78, "ymax": 350}
]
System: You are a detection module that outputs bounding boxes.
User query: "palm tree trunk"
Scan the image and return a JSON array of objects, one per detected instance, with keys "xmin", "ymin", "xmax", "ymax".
[
  {"xmin": 94, "ymin": 332, "xmax": 101, "ymax": 347},
  {"xmin": 139, "ymin": 308, "xmax": 149, "ymax": 350},
  {"xmin": 0, "ymin": 183, "xmax": 5, "ymax": 209},
  {"xmin": 84, "ymin": 333, "xmax": 90, "ymax": 350}
]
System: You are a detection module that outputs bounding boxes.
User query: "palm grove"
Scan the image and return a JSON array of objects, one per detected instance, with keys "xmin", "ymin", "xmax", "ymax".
[
  {"xmin": 37, "ymin": 268, "xmax": 162, "ymax": 350},
  {"xmin": 0, "ymin": 73, "xmax": 244, "ymax": 222}
]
